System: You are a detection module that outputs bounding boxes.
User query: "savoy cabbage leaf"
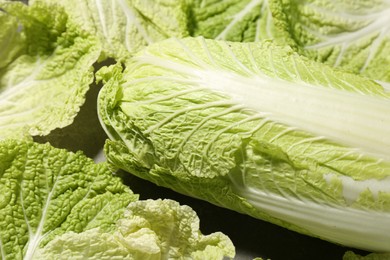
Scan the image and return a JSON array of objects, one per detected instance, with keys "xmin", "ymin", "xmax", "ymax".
[
  {"xmin": 98, "ymin": 37, "xmax": 390, "ymax": 252},
  {"xmin": 0, "ymin": 139, "xmax": 235, "ymax": 259}
]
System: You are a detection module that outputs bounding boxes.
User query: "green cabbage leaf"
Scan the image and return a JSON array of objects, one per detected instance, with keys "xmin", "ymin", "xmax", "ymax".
[
  {"xmin": 0, "ymin": 11, "xmax": 24, "ymax": 70},
  {"xmin": 31, "ymin": 0, "xmax": 190, "ymax": 60},
  {"xmin": 0, "ymin": 1, "xmax": 100, "ymax": 140},
  {"xmin": 271, "ymin": 0, "xmax": 390, "ymax": 83},
  {"xmin": 98, "ymin": 37, "xmax": 390, "ymax": 252},
  {"xmin": 187, "ymin": 0, "xmax": 276, "ymax": 42},
  {"xmin": 0, "ymin": 139, "xmax": 235, "ymax": 259}
]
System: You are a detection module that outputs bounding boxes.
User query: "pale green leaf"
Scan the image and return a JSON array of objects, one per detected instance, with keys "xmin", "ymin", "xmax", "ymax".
[
  {"xmin": 187, "ymin": 0, "xmax": 275, "ymax": 42},
  {"xmin": 0, "ymin": 10, "xmax": 24, "ymax": 70},
  {"xmin": 0, "ymin": 1, "xmax": 101, "ymax": 139},
  {"xmin": 0, "ymin": 139, "xmax": 138, "ymax": 259},
  {"xmin": 271, "ymin": 0, "xmax": 390, "ymax": 82},
  {"xmin": 32, "ymin": 0, "xmax": 190, "ymax": 60},
  {"xmin": 34, "ymin": 199, "xmax": 235, "ymax": 259},
  {"xmin": 98, "ymin": 37, "xmax": 390, "ymax": 252},
  {"xmin": 0, "ymin": 140, "xmax": 234, "ymax": 259}
]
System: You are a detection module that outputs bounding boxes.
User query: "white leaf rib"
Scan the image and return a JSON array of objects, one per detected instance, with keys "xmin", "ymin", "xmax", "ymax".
[
  {"xmin": 305, "ymin": 9, "xmax": 390, "ymax": 49},
  {"xmin": 172, "ymin": 38, "xmax": 214, "ymax": 70},
  {"xmin": 200, "ymin": 37, "xmax": 218, "ymax": 67},
  {"xmin": 285, "ymin": 136, "xmax": 326, "ymax": 153},
  {"xmin": 338, "ymin": 77, "xmax": 367, "ymax": 94},
  {"xmin": 293, "ymin": 56, "xmax": 322, "ymax": 85},
  {"xmin": 235, "ymin": 184, "xmax": 390, "ymax": 251},
  {"xmin": 306, "ymin": 2, "xmax": 386, "ymax": 20},
  {"xmin": 268, "ymin": 126, "xmax": 298, "ymax": 143},
  {"xmin": 144, "ymin": 100, "xmax": 237, "ymax": 134},
  {"xmin": 223, "ymin": 41, "xmax": 256, "ymax": 76},
  {"xmin": 0, "ymin": 238, "xmax": 5, "ymax": 260},
  {"xmin": 0, "ymin": 57, "xmax": 45, "ymax": 102},
  {"xmin": 245, "ymin": 44, "xmax": 268, "ymax": 76},
  {"xmin": 318, "ymin": 69, "xmax": 337, "ymax": 89},
  {"xmin": 97, "ymin": 89, "xmax": 115, "ymax": 142},
  {"xmin": 254, "ymin": 16, "xmax": 262, "ymax": 42},
  {"xmin": 360, "ymin": 27, "xmax": 388, "ymax": 72},
  {"xmin": 122, "ymin": 85, "xmax": 207, "ymax": 105},
  {"xmin": 215, "ymin": 0, "xmax": 263, "ymax": 40},
  {"xmin": 333, "ymin": 42, "xmax": 347, "ymax": 67},
  {"xmin": 172, "ymin": 104, "xmax": 244, "ymax": 167},
  {"xmin": 122, "ymin": 75, "xmax": 201, "ymax": 88},
  {"xmin": 20, "ymin": 181, "xmax": 33, "ymax": 250},
  {"xmin": 320, "ymin": 149, "xmax": 361, "ymax": 166},
  {"xmin": 111, "ymin": 0, "xmax": 118, "ymax": 29},
  {"xmin": 136, "ymin": 40, "xmax": 390, "ymax": 160},
  {"xmin": 203, "ymin": 114, "xmax": 268, "ymax": 159},
  {"xmin": 95, "ymin": 0, "xmax": 108, "ymax": 40},
  {"xmin": 0, "ymin": 104, "xmax": 42, "ymax": 118},
  {"xmin": 118, "ymin": 0, "xmax": 152, "ymax": 48},
  {"xmin": 264, "ymin": 1, "xmax": 274, "ymax": 39},
  {"xmin": 290, "ymin": 56, "xmax": 303, "ymax": 81},
  {"xmin": 240, "ymin": 115, "xmax": 272, "ymax": 136},
  {"xmin": 280, "ymin": 57, "xmax": 298, "ymax": 80},
  {"xmin": 376, "ymin": 80, "xmax": 390, "ymax": 92},
  {"xmin": 24, "ymin": 178, "xmax": 58, "ymax": 260},
  {"xmin": 266, "ymin": 48, "xmax": 278, "ymax": 78}
]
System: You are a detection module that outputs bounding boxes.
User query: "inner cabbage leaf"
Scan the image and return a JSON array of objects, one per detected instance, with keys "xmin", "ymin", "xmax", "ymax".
[{"xmin": 98, "ymin": 37, "xmax": 390, "ymax": 252}]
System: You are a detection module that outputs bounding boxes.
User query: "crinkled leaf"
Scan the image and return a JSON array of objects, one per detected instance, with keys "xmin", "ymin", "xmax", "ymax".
[
  {"xmin": 0, "ymin": 140, "xmax": 234, "ymax": 259},
  {"xmin": 98, "ymin": 37, "xmax": 390, "ymax": 252},
  {"xmin": 0, "ymin": 10, "xmax": 24, "ymax": 70},
  {"xmin": 187, "ymin": 0, "xmax": 275, "ymax": 42},
  {"xmin": 34, "ymin": 199, "xmax": 235, "ymax": 259},
  {"xmin": 32, "ymin": 0, "xmax": 190, "ymax": 60},
  {"xmin": 0, "ymin": 139, "xmax": 138, "ymax": 259},
  {"xmin": 0, "ymin": 1, "xmax": 101, "ymax": 140},
  {"xmin": 271, "ymin": 0, "xmax": 390, "ymax": 82}
]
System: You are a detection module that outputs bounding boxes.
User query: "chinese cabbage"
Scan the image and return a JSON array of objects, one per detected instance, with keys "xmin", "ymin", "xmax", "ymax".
[{"xmin": 98, "ymin": 37, "xmax": 390, "ymax": 252}]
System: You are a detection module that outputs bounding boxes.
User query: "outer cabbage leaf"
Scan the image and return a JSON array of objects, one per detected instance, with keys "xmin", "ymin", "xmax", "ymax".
[
  {"xmin": 187, "ymin": 0, "xmax": 276, "ymax": 42},
  {"xmin": 0, "ymin": 1, "xmax": 101, "ymax": 140},
  {"xmin": 0, "ymin": 139, "xmax": 138, "ymax": 259},
  {"xmin": 32, "ymin": 0, "xmax": 190, "ymax": 60},
  {"xmin": 0, "ymin": 139, "xmax": 234, "ymax": 259},
  {"xmin": 0, "ymin": 11, "xmax": 24, "ymax": 70},
  {"xmin": 271, "ymin": 0, "xmax": 390, "ymax": 82},
  {"xmin": 98, "ymin": 37, "xmax": 390, "ymax": 252}
]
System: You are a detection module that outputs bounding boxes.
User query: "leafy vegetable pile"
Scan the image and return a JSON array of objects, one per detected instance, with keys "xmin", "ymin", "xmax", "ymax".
[
  {"xmin": 1, "ymin": 0, "xmax": 389, "ymax": 259},
  {"xmin": 0, "ymin": 140, "xmax": 234, "ymax": 259}
]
